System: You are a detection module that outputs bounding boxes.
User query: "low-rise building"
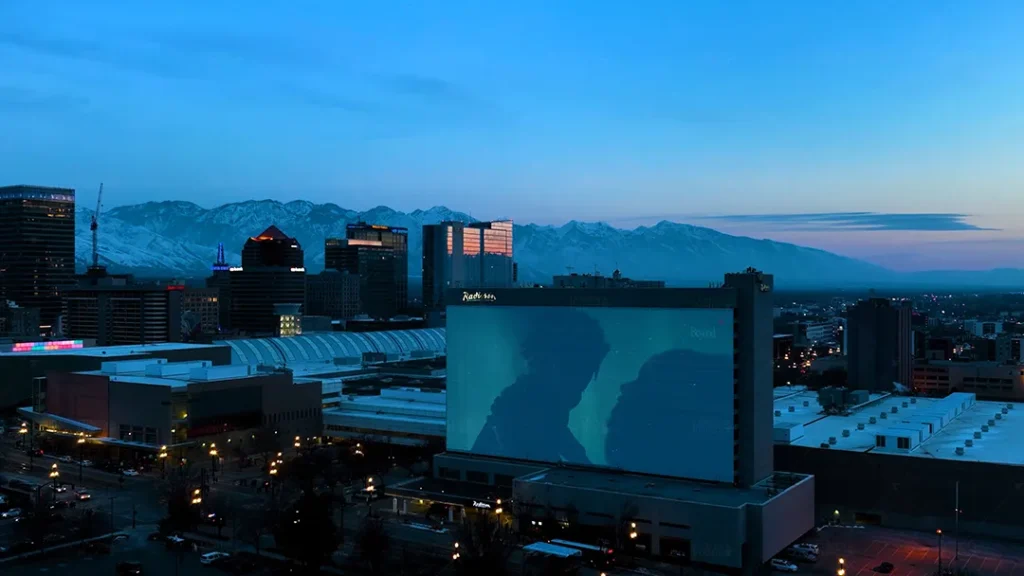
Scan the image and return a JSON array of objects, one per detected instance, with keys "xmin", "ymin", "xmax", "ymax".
[{"xmin": 913, "ymin": 360, "xmax": 1024, "ymax": 401}]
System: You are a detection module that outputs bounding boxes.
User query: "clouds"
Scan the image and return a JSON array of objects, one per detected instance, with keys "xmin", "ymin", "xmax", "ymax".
[{"xmin": 696, "ymin": 212, "xmax": 996, "ymax": 232}]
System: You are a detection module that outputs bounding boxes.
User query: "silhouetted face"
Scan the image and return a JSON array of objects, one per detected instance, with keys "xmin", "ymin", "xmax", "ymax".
[{"xmin": 519, "ymin": 308, "xmax": 610, "ymax": 408}]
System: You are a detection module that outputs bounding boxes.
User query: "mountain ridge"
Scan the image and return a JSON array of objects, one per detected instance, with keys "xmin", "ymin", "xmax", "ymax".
[{"xmin": 77, "ymin": 199, "xmax": 1021, "ymax": 288}]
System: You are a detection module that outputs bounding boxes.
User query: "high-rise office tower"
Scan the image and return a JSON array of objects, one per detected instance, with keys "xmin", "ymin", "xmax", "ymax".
[
  {"xmin": 0, "ymin": 185, "xmax": 76, "ymax": 331},
  {"xmin": 345, "ymin": 222, "xmax": 408, "ymax": 314},
  {"xmin": 847, "ymin": 298, "xmax": 913, "ymax": 391},
  {"xmin": 325, "ymin": 238, "xmax": 396, "ymax": 319},
  {"xmin": 230, "ymin": 226, "xmax": 306, "ymax": 335},
  {"xmin": 205, "ymin": 243, "xmax": 232, "ymax": 332},
  {"xmin": 305, "ymin": 269, "xmax": 360, "ymax": 320},
  {"xmin": 422, "ymin": 220, "xmax": 514, "ymax": 315}
]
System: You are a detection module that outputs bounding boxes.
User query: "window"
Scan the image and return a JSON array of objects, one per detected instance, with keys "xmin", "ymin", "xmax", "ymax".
[
  {"xmin": 494, "ymin": 474, "xmax": 515, "ymax": 487},
  {"xmin": 465, "ymin": 470, "xmax": 488, "ymax": 484},
  {"xmin": 875, "ymin": 436, "xmax": 886, "ymax": 448},
  {"xmin": 897, "ymin": 437, "xmax": 910, "ymax": 450},
  {"xmin": 438, "ymin": 467, "xmax": 460, "ymax": 480}
]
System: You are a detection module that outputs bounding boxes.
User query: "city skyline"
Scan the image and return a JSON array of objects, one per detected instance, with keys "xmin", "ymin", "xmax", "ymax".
[{"xmin": 3, "ymin": 1, "xmax": 1024, "ymax": 270}]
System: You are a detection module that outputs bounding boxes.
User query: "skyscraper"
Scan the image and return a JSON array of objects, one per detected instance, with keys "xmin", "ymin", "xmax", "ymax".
[
  {"xmin": 205, "ymin": 243, "xmax": 232, "ymax": 332},
  {"xmin": 63, "ymin": 277, "xmax": 183, "ymax": 346},
  {"xmin": 422, "ymin": 220, "xmax": 514, "ymax": 315},
  {"xmin": 230, "ymin": 226, "xmax": 306, "ymax": 335},
  {"xmin": 345, "ymin": 222, "xmax": 408, "ymax": 313},
  {"xmin": 325, "ymin": 238, "xmax": 396, "ymax": 319},
  {"xmin": 0, "ymin": 185, "xmax": 76, "ymax": 331},
  {"xmin": 847, "ymin": 298, "xmax": 913, "ymax": 392}
]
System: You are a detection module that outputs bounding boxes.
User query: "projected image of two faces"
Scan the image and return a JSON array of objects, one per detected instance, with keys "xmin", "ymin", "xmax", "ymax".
[{"xmin": 447, "ymin": 305, "xmax": 735, "ymax": 483}]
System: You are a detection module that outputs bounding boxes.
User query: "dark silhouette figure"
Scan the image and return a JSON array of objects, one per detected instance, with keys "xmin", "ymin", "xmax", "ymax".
[
  {"xmin": 604, "ymin": 348, "xmax": 733, "ymax": 477},
  {"xmin": 472, "ymin": 308, "xmax": 610, "ymax": 464}
]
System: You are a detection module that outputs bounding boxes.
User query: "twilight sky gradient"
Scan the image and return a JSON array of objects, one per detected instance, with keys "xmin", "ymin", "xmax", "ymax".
[{"xmin": 2, "ymin": 1, "xmax": 1023, "ymax": 271}]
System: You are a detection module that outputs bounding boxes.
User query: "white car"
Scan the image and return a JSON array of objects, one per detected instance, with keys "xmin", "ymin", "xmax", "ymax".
[
  {"xmin": 1, "ymin": 508, "xmax": 22, "ymax": 519},
  {"xmin": 771, "ymin": 558, "xmax": 799, "ymax": 572},
  {"xmin": 200, "ymin": 551, "xmax": 230, "ymax": 565},
  {"xmin": 81, "ymin": 460, "xmax": 94, "ymax": 467},
  {"xmin": 59, "ymin": 455, "xmax": 74, "ymax": 463},
  {"xmin": 121, "ymin": 469, "xmax": 138, "ymax": 476},
  {"xmin": 50, "ymin": 484, "xmax": 68, "ymax": 493}
]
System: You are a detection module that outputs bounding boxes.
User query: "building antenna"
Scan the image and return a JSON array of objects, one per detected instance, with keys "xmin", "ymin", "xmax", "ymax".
[{"xmin": 89, "ymin": 183, "xmax": 104, "ymax": 271}]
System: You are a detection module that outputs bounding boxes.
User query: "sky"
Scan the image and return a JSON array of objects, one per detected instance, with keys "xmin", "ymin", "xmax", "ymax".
[{"xmin": 2, "ymin": 1, "xmax": 1023, "ymax": 271}]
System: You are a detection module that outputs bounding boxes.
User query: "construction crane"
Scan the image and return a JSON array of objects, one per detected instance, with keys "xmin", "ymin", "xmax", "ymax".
[{"xmin": 90, "ymin": 183, "xmax": 104, "ymax": 271}]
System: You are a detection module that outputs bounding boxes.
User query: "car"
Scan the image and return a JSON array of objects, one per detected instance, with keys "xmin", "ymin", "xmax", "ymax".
[
  {"xmin": 50, "ymin": 501, "xmax": 76, "ymax": 510},
  {"xmin": 50, "ymin": 484, "xmax": 68, "ymax": 493},
  {"xmin": 1, "ymin": 508, "xmax": 22, "ymax": 519},
  {"xmin": 85, "ymin": 541, "xmax": 110, "ymax": 554},
  {"xmin": 771, "ymin": 558, "xmax": 799, "ymax": 573},
  {"xmin": 116, "ymin": 561, "xmax": 144, "ymax": 575},
  {"xmin": 121, "ymin": 468, "xmax": 139, "ymax": 476},
  {"xmin": 80, "ymin": 459, "xmax": 94, "ymax": 467},
  {"xmin": 791, "ymin": 543, "xmax": 820, "ymax": 555},
  {"xmin": 77, "ymin": 490, "xmax": 92, "ymax": 501},
  {"xmin": 783, "ymin": 548, "xmax": 818, "ymax": 563},
  {"xmin": 25, "ymin": 448, "xmax": 43, "ymax": 457},
  {"xmin": 59, "ymin": 455, "xmax": 74, "ymax": 463},
  {"xmin": 200, "ymin": 551, "xmax": 231, "ymax": 565},
  {"xmin": 874, "ymin": 562, "xmax": 895, "ymax": 574}
]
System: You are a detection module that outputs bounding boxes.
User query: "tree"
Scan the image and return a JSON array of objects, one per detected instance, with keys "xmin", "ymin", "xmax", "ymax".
[
  {"xmin": 235, "ymin": 503, "xmax": 275, "ymax": 556},
  {"xmin": 160, "ymin": 478, "xmax": 201, "ymax": 534},
  {"xmin": 356, "ymin": 514, "xmax": 391, "ymax": 574},
  {"xmin": 453, "ymin": 513, "xmax": 516, "ymax": 576},
  {"xmin": 274, "ymin": 489, "xmax": 340, "ymax": 571}
]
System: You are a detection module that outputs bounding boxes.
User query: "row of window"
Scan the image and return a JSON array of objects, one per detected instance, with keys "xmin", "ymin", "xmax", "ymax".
[
  {"xmin": 262, "ymin": 407, "xmax": 322, "ymax": 426},
  {"xmin": 875, "ymin": 436, "xmax": 911, "ymax": 450}
]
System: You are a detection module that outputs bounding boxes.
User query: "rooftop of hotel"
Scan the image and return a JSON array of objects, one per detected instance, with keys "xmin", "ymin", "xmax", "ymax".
[
  {"xmin": 774, "ymin": 386, "xmax": 1024, "ymax": 466},
  {"xmin": 518, "ymin": 467, "xmax": 810, "ymax": 508}
]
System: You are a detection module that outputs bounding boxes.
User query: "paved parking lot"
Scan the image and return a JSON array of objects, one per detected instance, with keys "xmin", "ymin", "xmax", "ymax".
[{"xmin": 803, "ymin": 525, "xmax": 1024, "ymax": 576}]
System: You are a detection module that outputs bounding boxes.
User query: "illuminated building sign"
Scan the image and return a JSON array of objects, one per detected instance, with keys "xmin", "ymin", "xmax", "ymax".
[
  {"xmin": 461, "ymin": 291, "xmax": 497, "ymax": 303},
  {"xmin": 229, "ymin": 267, "xmax": 243, "ymax": 272},
  {"xmin": 12, "ymin": 340, "xmax": 84, "ymax": 353},
  {"xmin": 472, "ymin": 501, "xmax": 491, "ymax": 509},
  {"xmin": 166, "ymin": 285, "xmax": 185, "ymax": 291},
  {"xmin": 290, "ymin": 267, "xmax": 306, "ymax": 272}
]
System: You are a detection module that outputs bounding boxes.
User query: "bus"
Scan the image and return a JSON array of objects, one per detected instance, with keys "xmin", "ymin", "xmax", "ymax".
[
  {"xmin": 522, "ymin": 542, "xmax": 582, "ymax": 576},
  {"xmin": 549, "ymin": 539, "xmax": 615, "ymax": 569}
]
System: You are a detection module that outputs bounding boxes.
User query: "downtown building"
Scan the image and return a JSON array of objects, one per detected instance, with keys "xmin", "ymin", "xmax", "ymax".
[
  {"xmin": 325, "ymin": 237, "xmax": 397, "ymax": 320},
  {"xmin": 0, "ymin": 185, "xmax": 77, "ymax": 333},
  {"xmin": 421, "ymin": 220, "xmax": 515, "ymax": 321},
  {"xmin": 847, "ymin": 298, "xmax": 913, "ymax": 391},
  {"xmin": 229, "ymin": 226, "xmax": 306, "ymax": 336},
  {"xmin": 386, "ymin": 269, "xmax": 815, "ymax": 574},
  {"xmin": 345, "ymin": 222, "xmax": 408, "ymax": 314},
  {"xmin": 62, "ymin": 274, "xmax": 183, "ymax": 347}
]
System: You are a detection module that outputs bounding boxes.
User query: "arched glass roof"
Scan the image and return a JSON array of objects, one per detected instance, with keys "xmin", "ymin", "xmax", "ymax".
[{"xmin": 216, "ymin": 328, "xmax": 446, "ymax": 367}]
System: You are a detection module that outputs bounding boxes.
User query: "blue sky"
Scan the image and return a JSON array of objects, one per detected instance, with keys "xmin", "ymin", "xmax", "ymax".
[{"xmin": 2, "ymin": 1, "xmax": 1023, "ymax": 270}]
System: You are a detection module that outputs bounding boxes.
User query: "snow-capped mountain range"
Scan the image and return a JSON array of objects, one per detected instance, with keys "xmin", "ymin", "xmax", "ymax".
[{"xmin": 76, "ymin": 199, "xmax": 893, "ymax": 287}]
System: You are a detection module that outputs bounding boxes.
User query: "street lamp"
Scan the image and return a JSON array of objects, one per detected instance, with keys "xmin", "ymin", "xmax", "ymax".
[
  {"xmin": 937, "ymin": 529, "xmax": 943, "ymax": 574},
  {"xmin": 159, "ymin": 445, "xmax": 168, "ymax": 478},
  {"xmin": 191, "ymin": 488, "xmax": 202, "ymax": 505},
  {"xmin": 838, "ymin": 557, "xmax": 845, "ymax": 576},
  {"xmin": 49, "ymin": 463, "xmax": 60, "ymax": 503},
  {"xmin": 294, "ymin": 436, "xmax": 301, "ymax": 452},
  {"xmin": 209, "ymin": 444, "xmax": 218, "ymax": 482},
  {"xmin": 77, "ymin": 438, "xmax": 86, "ymax": 482}
]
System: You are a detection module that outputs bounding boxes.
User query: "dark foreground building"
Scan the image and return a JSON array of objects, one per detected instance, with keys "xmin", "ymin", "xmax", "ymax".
[
  {"xmin": 230, "ymin": 226, "xmax": 306, "ymax": 335},
  {"xmin": 0, "ymin": 185, "xmax": 76, "ymax": 332}
]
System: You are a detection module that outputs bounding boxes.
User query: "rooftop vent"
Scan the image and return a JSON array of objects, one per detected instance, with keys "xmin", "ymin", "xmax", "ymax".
[
  {"xmin": 880, "ymin": 412, "xmax": 888, "ymax": 419},
  {"xmin": 820, "ymin": 443, "xmax": 831, "ymax": 449},
  {"xmin": 902, "ymin": 401, "xmax": 909, "ymax": 408},
  {"xmin": 857, "ymin": 423, "xmax": 865, "ymax": 430},
  {"xmin": 788, "ymin": 406, "xmax": 795, "ymax": 412},
  {"xmin": 965, "ymin": 439, "xmax": 974, "ymax": 447},
  {"xmin": 803, "ymin": 400, "xmax": 810, "ymax": 407},
  {"xmin": 842, "ymin": 430, "xmax": 851, "ymax": 437},
  {"xmin": 911, "ymin": 398, "xmax": 918, "ymax": 404},
  {"xmin": 982, "ymin": 425, "xmax": 990, "ymax": 432},
  {"xmin": 996, "ymin": 413, "xmax": 1003, "ymax": 420},
  {"xmin": 891, "ymin": 406, "xmax": 899, "ymax": 413},
  {"xmin": 774, "ymin": 410, "xmax": 782, "ymax": 417},
  {"xmin": 828, "ymin": 436, "xmax": 837, "ymax": 445},
  {"xmin": 955, "ymin": 447, "xmax": 965, "ymax": 456},
  {"xmin": 869, "ymin": 417, "xmax": 877, "ymax": 424},
  {"xmin": 988, "ymin": 419, "xmax": 997, "ymax": 426},
  {"xmin": 1007, "ymin": 403, "xmax": 1014, "ymax": 410},
  {"xmin": 974, "ymin": 431, "xmax": 982, "ymax": 439},
  {"xmin": 1002, "ymin": 407, "xmax": 1009, "ymax": 414}
]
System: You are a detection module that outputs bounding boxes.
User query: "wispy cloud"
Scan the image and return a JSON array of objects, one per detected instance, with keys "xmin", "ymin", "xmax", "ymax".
[{"xmin": 695, "ymin": 212, "xmax": 996, "ymax": 232}]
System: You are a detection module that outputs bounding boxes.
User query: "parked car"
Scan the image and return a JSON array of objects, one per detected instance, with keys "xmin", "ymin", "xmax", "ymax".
[
  {"xmin": 25, "ymin": 449, "xmax": 43, "ymax": 457},
  {"xmin": 59, "ymin": 455, "xmax": 74, "ymax": 463},
  {"xmin": 771, "ymin": 558, "xmax": 799, "ymax": 573},
  {"xmin": 791, "ymin": 543, "xmax": 820, "ymax": 555},
  {"xmin": 121, "ymin": 469, "xmax": 139, "ymax": 477},
  {"xmin": 1, "ymin": 508, "xmax": 22, "ymax": 519},
  {"xmin": 783, "ymin": 548, "xmax": 818, "ymax": 563},
  {"xmin": 200, "ymin": 551, "xmax": 231, "ymax": 565},
  {"xmin": 874, "ymin": 562, "xmax": 895, "ymax": 574},
  {"xmin": 80, "ymin": 460, "xmax": 94, "ymax": 467}
]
